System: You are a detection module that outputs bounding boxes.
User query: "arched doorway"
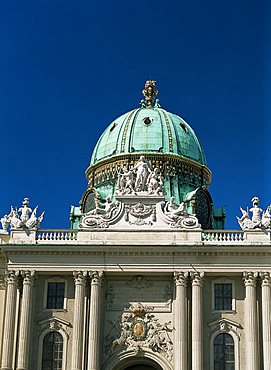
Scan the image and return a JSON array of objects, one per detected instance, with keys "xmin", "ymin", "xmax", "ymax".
[
  {"xmin": 124, "ymin": 365, "xmax": 159, "ymax": 370},
  {"xmin": 113, "ymin": 358, "xmax": 163, "ymax": 370}
]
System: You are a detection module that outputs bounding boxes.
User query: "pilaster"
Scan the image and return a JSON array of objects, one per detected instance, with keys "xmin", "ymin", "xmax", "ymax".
[
  {"xmin": 260, "ymin": 272, "xmax": 271, "ymax": 370},
  {"xmin": 16, "ymin": 270, "xmax": 36, "ymax": 370},
  {"xmin": 71, "ymin": 271, "xmax": 88, "ymax": 370},
  {"xmin": 1, "ymin": 271, "xmax": 19, "ymax": 370},
  {"xmin": 87, "ymin": 271, "xmax": 104, "ymax": 370},
  {"xmin": 191, "ymin": 271, "xmax": 204, "ymax": 370},
  {"xmin": 243, "ymin": 271, "xmax": 259, "ymax": 370},
  {"xmin": 174, "ymin": 272, "xmax": 188, "ymax": 370}
]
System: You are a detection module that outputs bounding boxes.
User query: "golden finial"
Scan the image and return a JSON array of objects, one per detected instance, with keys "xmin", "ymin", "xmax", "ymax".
[{"xmin": 142, "ymin": 80, "xmax": 158, "ymax": 107}]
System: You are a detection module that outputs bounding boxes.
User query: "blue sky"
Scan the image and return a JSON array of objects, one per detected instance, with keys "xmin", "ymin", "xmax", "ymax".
[{"xmin": 0, "ymin": 0, "xmax": 269, "ymax": 230}]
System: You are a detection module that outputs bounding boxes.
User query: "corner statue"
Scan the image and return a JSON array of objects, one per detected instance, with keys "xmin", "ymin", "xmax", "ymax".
[
  {"xmin": 0, "ymin": 198, "xmax": 44, "ymax": 233},
  {"xmin": 237, "ymin": 197, "xmax": 271, "ymax": 230}
]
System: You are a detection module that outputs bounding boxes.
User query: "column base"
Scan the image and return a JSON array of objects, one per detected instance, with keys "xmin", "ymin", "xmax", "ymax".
[{"xmin": 1, "ymin": 367, "xmax": 12, "ymax": 370}]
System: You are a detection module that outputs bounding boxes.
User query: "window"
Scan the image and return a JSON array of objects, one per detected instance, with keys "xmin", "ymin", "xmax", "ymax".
[
  {"xmin": 214, "ymin": 333, "xmax": 234, "ymax": 370},
  {"xmin": 214, "ymin": 283, "xmax": 232, "ymax": 310},
  {"xmin": 47, "ymin": 283, "xmax": 65, "ymax": 309},
  {"xmin": 42, "ymin": 331, "xmax": 63, "ymax": 370},
  {"xmin": 44, "ymin": 277, "xmax": 68, "ymax": 310},
  {"xmin": 212, "ymin": 277, "xmax": 235, "ymax": 311}
]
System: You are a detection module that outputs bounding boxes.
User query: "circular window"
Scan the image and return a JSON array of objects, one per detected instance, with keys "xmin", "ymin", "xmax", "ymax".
[{"xmin": 143, "ymin": 117, "xmax": 152, "ymax": 126}]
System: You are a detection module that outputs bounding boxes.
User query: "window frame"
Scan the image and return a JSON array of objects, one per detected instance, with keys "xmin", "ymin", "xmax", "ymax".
[
  {"xmin": 212, "ymin": 277, "xmax": 235, "ymax": 312},
  {"xmin": 213, "ymin": 333, "xmax": 235, "ymax": 369},
  {"xmin": 41, "ymin": 331, "xmax": 64, "ymax": 370},
  {"xmin": 210, "ymin": 330, "xmax": 239, "ymax": 370},
  {"xmin": 43, "ymin": 277, "xmax": 68, "ymax": 311}
]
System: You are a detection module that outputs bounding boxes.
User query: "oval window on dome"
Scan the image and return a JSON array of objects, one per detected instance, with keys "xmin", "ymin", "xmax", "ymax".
[
  {"xmin": 179, "ymin": 122, "xmax": 188, "ymax": 132},
  {"xmin": 143, "ymin": 116, "xmax": 152, "ymax": 126}
]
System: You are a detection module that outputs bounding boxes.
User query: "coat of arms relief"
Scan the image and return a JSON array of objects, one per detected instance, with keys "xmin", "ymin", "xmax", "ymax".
[{"xmin": 105, "ymin": 303, "xmax": 173, "ymax": 362}]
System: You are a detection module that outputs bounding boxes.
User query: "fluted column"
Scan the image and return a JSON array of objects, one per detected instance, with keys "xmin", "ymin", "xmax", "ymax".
[
  {"xmin": 1, "ymin": 271, "xmax": 19, "ymax": 370},
  {"xmin": 191, "ymin": 271, "xmax": 204, "ymax": 370},
  {"xmin": 71, "ymin": 271, "xmax": 87, "ymax": 370},
  {"xmin": 174, "ymin": 272, "xmax": 188, "ymax": 370},
  {"xmin": 260, "ymin": 272, "xmax": 271, "ymax": 370},
  {"xmin": 87, "ymin": 271, "xmax": 104, "ymax": 370},
  {"xmin": 243, "ymin": 271, "xmax": 259, "ymax": 370},
  {"xmin": 16, "ymin": 271, "xmax": 36, "ymax": 370}
]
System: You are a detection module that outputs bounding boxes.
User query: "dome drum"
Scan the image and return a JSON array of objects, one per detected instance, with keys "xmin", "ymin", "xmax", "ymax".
[{"xmin": 82, "ymin": 152, "xmax": 211, "ymax": 215}]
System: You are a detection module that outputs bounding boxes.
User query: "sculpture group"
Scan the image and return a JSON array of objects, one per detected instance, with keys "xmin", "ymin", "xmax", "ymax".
[
  {"xmin": 79, "ymin": 157, "xmax": 200, "ymax": 230},
  {"xmin": 0, "ymin": 198, "xmax": 44, "ymax": 233},
  {"xmin": 237, "ymin": 197, "xmax": 271, "ymax": 230},
  {"xmin": 116, "ymin": 156, "xmax": 165, "ymax": 196}
]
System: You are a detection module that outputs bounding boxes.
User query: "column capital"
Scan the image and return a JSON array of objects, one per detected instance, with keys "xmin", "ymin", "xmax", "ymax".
[
  {"xmin": 260, "ymin": 271, "xmax": 271, "ymax": 287},
  {"xmin": 73, "ymin": 270, "xmax": 88, "ymax": 286},
  {"xmin": 5, "ymin": 270, "xmax": 20, "ymax": 286},
  {"xmin": 191, "ymin": 271, "xmax": 204, "ymax": 287},
  {"xmin": 243, "ymin": 271, "xmax": 258, "ymax": 287},
  {"xmin": 89, "ymin": 271, "xmax": 104, "ymax": 286},
  {"xmin": 21, "ymin": 270, "xmax": 36, "ymax": 286},
  {"xmin": 174, "ymin": 271, "xmax": 188, "ymax": 287}
]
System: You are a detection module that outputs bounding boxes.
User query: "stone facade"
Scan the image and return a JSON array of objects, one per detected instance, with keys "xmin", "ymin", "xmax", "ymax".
[{"xmin": 0, "ymin": 228, "xmax": 271, "ymax": 370}]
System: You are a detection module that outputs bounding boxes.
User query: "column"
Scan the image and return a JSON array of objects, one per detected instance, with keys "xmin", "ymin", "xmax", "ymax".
[
  {"xmin": 174, "ymin": 272, "xmax": 188, "ymax": 370},
  {"xmin": 87, "ymin": 271, "xmax": 104, "ymax": 370},
  {"xmin": 71, "ymin": 271, "xmax": 87, "ymax": 370},
  {"xmin": 191, "ymin": 271, "xmax": 204, "ymax": 370},
  {"xmin": 1, "ymin": 271, "xmax": 19, "ymax": 370},
  {"xmin": 16, "ymin": 271, "xmax": 36, "ymax": 370},
  {"xmin": 243, "ymin": 271, "xmax": 259, "ymax": 370},
  {"xmin": 260, "ymin": 272, "xmax": 271, "ymax": 370}
]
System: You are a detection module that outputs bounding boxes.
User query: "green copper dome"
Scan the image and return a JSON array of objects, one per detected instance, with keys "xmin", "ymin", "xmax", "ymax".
[{"xmin": 90, "ymin": 106, "xmax": 206, "ymax": 166}]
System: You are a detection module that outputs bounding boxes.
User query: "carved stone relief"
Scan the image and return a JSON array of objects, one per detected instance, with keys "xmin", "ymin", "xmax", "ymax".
[
  {"xmin": 106, "ymin": 277, "xmax": 172, "ymax": 312},
  {"xmin": 105, "ymin": 303, "xmax": 173, "ymax": 362}
]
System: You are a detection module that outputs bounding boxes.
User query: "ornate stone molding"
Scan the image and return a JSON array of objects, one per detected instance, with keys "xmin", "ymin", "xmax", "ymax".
[
  {"xmin": 125, "ymin": 275, "xmax": 153, "ymax": 290},
  {"xmin": 191, "ymin": 271, "xmax": 204, "ymax": 287},
  {"xmin": 243, "ymin": 271, "xmax": 258, "ymax": 287},
  {"xmin": 73, "ymin": 270, "xmax": 88, "ymax": 286},
  {"xmin": 208, "ymin": 318, "xmax": 242, "ymax": 340},
  {"xmin": 260, "ymin": 271, "xmax": 271, "ymax": 287},
  {"xmin": 39, "ymin": 317, "xmax": 71, "ymax": 340},
  {"xmin": 106, "ymin": 285, "xmax": 115, "ymax": 309},
  {"xmin": 174, "ymin": 271, "xmax": 188, "ymax": 287}
]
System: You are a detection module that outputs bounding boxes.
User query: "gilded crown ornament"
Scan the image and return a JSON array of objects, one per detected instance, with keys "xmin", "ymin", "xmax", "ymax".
[{"xmin": 142, "ymin": 80, "xmax": 158, "ymax": 106}]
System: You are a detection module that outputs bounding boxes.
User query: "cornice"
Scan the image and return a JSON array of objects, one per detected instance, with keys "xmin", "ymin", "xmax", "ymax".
[
  {"xmin": 86, "ymin": 152, "xmax": 212, "ymax": 180},
  {"xmin": 2, "ymin": 244, "xmax": 271, "ymax": 258}
]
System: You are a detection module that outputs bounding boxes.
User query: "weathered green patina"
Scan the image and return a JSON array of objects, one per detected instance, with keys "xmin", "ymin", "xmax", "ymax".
[{"xmin": 90, "ymin": 106, "xmax": 206, "ymax": 166}]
